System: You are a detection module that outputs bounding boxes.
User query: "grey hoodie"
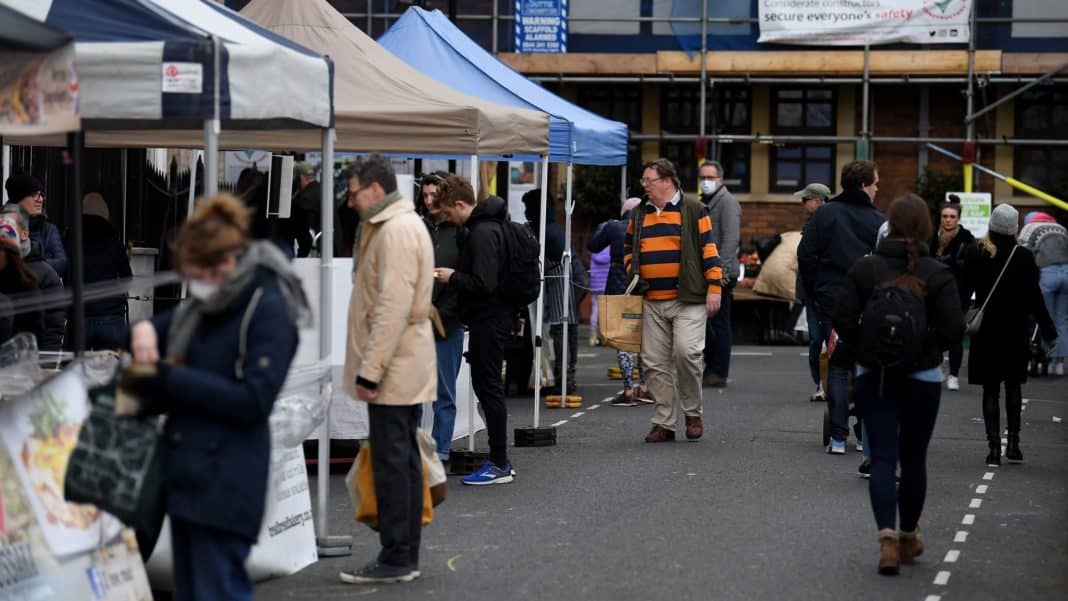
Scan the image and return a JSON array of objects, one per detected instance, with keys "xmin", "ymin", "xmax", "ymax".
[{"xmin": 701, "ymin": 187, "xmax": 741, "ymax": 283}]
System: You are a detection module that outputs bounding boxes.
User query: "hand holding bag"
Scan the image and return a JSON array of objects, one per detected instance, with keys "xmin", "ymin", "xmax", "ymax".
[
  {"xmin": 965, "ymin": 245, "xmax": 1017, "ymax": 336},
  {"xmin": 597, "ymin": 275, "xmax": 644, "ymax": 352}
]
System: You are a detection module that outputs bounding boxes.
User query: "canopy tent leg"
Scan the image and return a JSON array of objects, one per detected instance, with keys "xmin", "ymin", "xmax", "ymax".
[
  {"xmin": 468, "ymin": 154, "xmax": 479, "ymax": 452},
  {"xmin": 315, "ymin": 128, "xmax": 350, "ymax": 558},
  {"xmin": 121, "ymin": 149, "xmax": 128, "ymax": 245},
  {"xmin": 1, "ymin": 142, "xmax": 9, "ymax": 203},
  {"xmin": 532, "ymin": 156, "xmax": 549, "ymax": 427},
  {"xmin": 560, "ymin": 163, "xmax": 574, "ymax": 401},
  {"xmin": 180, "ymin": 151, "xmax": 201, "ymax": 301},
  {"xmin": 620, "ymin": 165, "xmax": 627, "ymax": 202},
  {"xmin": 67, "ymin": 132, "xmax": 85, "ymax": 356},
  {"xmin": 203, "ymin": 35, "xmax": 221, "ymax": 198}
]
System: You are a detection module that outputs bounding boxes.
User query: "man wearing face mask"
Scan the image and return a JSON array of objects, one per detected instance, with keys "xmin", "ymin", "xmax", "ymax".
[
  {"xmin": 698, "ymin": 160, "xmax": 741, "ymax": 388},
  {"xmin": 0, "ymin": 204, "xmax": 65, "ymax": 350}
]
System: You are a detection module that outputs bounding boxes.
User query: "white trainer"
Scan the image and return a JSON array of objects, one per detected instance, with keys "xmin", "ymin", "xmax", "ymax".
[
  {"xmin": 1053, "ymin": 361, "xmax": 1065, "ymax": 376},
  {"xmin": 946, "ymin": 375, "xmax": 960, "ymax": 390}
]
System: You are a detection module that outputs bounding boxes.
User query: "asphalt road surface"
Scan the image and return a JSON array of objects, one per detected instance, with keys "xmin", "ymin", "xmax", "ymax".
[{"xmin": 255, "ymin": 339, "xmax": 1067, "ymax": 601}]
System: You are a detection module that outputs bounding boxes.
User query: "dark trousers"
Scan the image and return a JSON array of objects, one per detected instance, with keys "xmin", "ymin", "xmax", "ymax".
[
  {"xmin": 947, "ymin": 338, "xmax": 964, "ymax": 377},
  {"xmin": 856, "ymin": 373, "xmax": 941, "ymax": 532},
  {"xmin": 170, "ymin": 518, "xmax": 252, "ymax": 601},
  {"xmin": 805, "ymin": 299, "xmax": 831, "ymax": 386},
  {"xmin": 704, "ymin": 284, "xmax": 734, "ymax": 378},
  {"xmin": 468, "ymin": 310, "xmax": 512, "ymax": 466},
  {"xmin": 982, "ymin": 381, "xmax": 1023, "ymax": 442},
  {"xmin": 550, "ymin": 322, "xmax": 578, "ymax": 389},
  {"xmin": 367, "ymin": 403, "xmax": 422, "ymax": 569},
  {"xmin": 85, "ymin": 314, "xmax": 127, "ymax": 351}
]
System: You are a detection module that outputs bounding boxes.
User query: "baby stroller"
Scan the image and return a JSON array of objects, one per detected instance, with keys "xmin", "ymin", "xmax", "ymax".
[{"xmin": 1028, "ymin": 323, "xmax": 1051, "ymax": 377}]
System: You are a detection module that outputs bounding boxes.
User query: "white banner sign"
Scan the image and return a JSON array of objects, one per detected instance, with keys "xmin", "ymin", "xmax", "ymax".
[
  {"xmin": 758, "ymin": 0, "xmax": 973, "ymax": 46},
  {"xmin": 946, "ymin": 192, "xmax": 991, "ymax": 239}
]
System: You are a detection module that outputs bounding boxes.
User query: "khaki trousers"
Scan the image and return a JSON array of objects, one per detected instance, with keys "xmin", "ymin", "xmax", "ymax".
[{"xmin": 641, "ymin": 299, "xmax": 707, "ymax": 431}]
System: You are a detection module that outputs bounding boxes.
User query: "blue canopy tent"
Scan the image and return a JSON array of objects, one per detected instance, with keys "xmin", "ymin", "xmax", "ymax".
[{"xmin": 380, "ymin": 7, "xmax": 630, "ymax": 429}]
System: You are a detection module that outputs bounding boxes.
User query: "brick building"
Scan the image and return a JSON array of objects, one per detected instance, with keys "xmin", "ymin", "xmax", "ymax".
[{"xmin": 242, "ymin": 0, "xmax": 1068, "ymax": 247}]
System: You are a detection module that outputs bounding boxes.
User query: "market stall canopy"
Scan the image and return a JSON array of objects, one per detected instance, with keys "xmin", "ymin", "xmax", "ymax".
[
  {"xmin": 1, "ymin": 0, "xmax": 333, "ymax": 148},
  {"xmin": 0, "ymin": 4, "xmax": 79, "ymax": 135},
  {"xmin": 239, "ymin": 0, "xmax": 549, "ymax": 158},
  {"xmin": 379, "ymin": 7, "xmax": 628, "ymax": 166}
]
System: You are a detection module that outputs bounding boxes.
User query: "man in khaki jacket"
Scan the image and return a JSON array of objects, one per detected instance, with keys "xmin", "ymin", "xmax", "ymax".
[{"xmin": 339, "ymin": 155, "xmax": 436, "ymax": 585}]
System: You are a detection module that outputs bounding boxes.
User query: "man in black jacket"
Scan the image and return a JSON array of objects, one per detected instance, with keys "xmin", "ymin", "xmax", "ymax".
[
  {"xmin": 74, "ymin": 193, "xmax": 133, "ymax": 350},
  {"xmin": 797, "ymin": 160, "xmax": 885, "ymax": 454},
  {"xmin": 419, "ymin": 172, "xmax": 464, "ymax": 462},
  {"xmin": 434, "ymin": 175, "xmax": 515, "ymax": 486}
]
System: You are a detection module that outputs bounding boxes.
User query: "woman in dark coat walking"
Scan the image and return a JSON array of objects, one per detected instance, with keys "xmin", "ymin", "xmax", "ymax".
[
  {"xmin": 588, "ymin": 196, "xmax": 650, "ymax": 406},
  {"xmin": 929, "ymin": 201, "xmax": 975, "ymax": 390},
  {"xmin": 964, "ymin": 204, "xmax": 1057, "ymax": 467},
  {"xmin": 124, "ymin": 194, "xmax": 308, "ymax": 601}
]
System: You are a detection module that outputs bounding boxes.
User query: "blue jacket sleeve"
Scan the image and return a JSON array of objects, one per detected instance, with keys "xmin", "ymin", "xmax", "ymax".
[
  {"xmin": 43, "ymin": 223, "xmax": 68, "ymax": 279},
  {"xmin": 159, "ymin": 288, "xmax": 298, "ymax": 426}
]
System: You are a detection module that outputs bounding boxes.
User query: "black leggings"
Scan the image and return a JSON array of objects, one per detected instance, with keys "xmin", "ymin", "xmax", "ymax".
[
  {"xmin": 468, "ymin": 310, "xmax": 513, "ymax": 466},
  {"xmin": 982, "ymin": 381, "xmax": 1023, "ymax": 442},
  {"xmin": 947, "ymin": 338, "xmax": 963, "ymax": 377}
]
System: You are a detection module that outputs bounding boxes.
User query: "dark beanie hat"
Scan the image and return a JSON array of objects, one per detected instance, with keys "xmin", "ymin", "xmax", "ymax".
[{"xmin": 4, "ymin": 173, "xmax": 44, "ymax": 203}]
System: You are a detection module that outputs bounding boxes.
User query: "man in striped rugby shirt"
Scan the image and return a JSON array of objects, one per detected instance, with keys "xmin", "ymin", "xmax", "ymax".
[{"xmin": 624, "ymin": 158, "xmax": 724, "ymax": 443}]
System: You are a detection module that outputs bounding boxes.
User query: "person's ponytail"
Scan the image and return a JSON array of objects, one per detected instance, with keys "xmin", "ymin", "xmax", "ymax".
[{"xmin": 887, "ymin": 194, "xmax": 933, "ymax": 297}]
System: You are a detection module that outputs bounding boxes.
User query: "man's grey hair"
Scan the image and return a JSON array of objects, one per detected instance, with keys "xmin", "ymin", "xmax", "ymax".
[
  {"xmin": 700, "ymin": 159, "xmax": 725, "ymax": 178},
  {"xmin": 0, "ymin": 203, "xmax": 29, "ymax": 231},
  {"xmin": 351, "ymin": 153, "xmax": 397, "ymax": 195}
]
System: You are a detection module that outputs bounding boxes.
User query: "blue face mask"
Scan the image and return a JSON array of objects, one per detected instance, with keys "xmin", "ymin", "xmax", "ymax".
[
  {"xmin": 700, "ymin": 180, "xmax": 718, "ymax": 195},
  {"xmin": 187, "ymin": 279, "xmax": 220, "ymax": 301}
]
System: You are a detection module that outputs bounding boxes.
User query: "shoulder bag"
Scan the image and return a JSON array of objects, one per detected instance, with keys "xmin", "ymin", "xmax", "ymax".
[{"xmin": 965, "ymin": 245, "xmax": 1018, "ymax": 336}]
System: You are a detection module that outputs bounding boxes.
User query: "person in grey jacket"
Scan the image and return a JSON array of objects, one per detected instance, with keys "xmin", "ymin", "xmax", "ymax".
[{"xmin": 699, "ymin": 160, "xmax": 741, "ymax": 387}]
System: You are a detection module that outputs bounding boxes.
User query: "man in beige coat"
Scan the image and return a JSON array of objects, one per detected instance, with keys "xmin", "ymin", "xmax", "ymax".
[{"xmin": 339, "ymin": 155, "xmax": 436, "ymax": 585}]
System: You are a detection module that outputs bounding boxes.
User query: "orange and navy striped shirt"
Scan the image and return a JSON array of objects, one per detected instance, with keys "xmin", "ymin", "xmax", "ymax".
[{"xmin": 623, "ymin": 197, "xmax": 723, "ymax": 301}]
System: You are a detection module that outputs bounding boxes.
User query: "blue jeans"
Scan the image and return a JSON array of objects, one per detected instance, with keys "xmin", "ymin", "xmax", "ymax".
[
  {"xmin": 170, "ymin": 518, "xmax": 252, "ymax": 601},
  {"xmin": 704, "ymin": 283, "xmax": 734, "ymax": 378},
  {"xmin": 855, "ymin": 373, "xmax": 941, "ymax": 532},
  {"xmin": 1040, "ymin": 264, "xmax": 1068, "ymax": 358},
  {"xmin": 827, "ymin": 364, "xmax": 851, "ymax": 443},
  {"xmin": 805, "ymin": 300, "xmax": 831, "ymax": 387},
  {"xmin": 431, "ymin": 328, "xmax": 464, "ymax": 460}
]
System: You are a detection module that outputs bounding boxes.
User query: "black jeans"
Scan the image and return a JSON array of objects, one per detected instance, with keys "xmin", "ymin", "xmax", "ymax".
[
  {"xmin": 982, "ymin": 381, "xmax": 1023, "ymax": 442},
  {"xmin": 704, "ymin": 283, "xmax": 734, "ymax": 378},
  {"xmin": 367, "ymin": 403, "xmax": 422, "ymax": 569},
  {"xmin": 947, "ymin": 338, "xmax": 963, "ymax": 377},
  {"xmin": 856, "ymin": 373, "xmax": 941, "ymax": 532},
  {"xmin": 467, "ymin": 309, "xmax": 512, "ymax": 466}
]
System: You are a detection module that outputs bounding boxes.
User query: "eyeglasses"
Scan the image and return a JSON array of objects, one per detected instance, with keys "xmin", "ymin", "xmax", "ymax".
[{"xmin": 640, "ymin": 177, "xmax": 664, "ymax": 185}]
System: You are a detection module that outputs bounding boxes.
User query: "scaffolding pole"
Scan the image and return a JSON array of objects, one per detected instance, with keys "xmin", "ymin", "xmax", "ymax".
[
  {"xmin": 963, "ymin": 5, "xmax": 977, "ymax": 193},
  {"xmin": 860, "ymin": 43, "xmax": 871, "ymax": 160},
  {"xmin": 698, "ymin": 0, "xmax": 708, "ymax": 155}
]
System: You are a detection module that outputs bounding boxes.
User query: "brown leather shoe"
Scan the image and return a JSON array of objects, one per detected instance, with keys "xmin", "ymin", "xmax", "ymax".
[
  {"xmin": 685, "ymin": 416, "xmax": 703, "ymax": 440},
  {"xmin": 702, "ymin": 373, "xmax": 727, "ymax": 388},
  {"xmin": 644, "ymin": 425, "xmax": 675, "ymax": 443}
]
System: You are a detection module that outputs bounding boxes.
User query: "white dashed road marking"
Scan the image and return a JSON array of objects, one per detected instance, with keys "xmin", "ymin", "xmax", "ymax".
[
  {"xmin": 934, "ymin": 571, "xmax": 951, "ymax": 586},
  {"xmin": 944, "ymin": 550, "xmax": 960, "ymax": 563},
  {"xmin": 551, "ymin": 420, "xmax": 568, "ymax": 428},
  {"xmin": 976, "ymin": 484, "xmax": 988, "ymax": 494},
  {"xmin": 983, "ymin": 472, "xmax": 994, "ymax": 480},
  {"xmin": 962, "ymin": 514, "xmax": 975, "ymax": 525},
  {"xmin": 570, "ymin": 412, "xmax": 585, "ymax": 419},
  {"xmin": 969, "ymin": 498, "xmax": 983, "ymax": 509},
  {"xmin": 924, "ymin": 596, "xmax": 942, "ymax": 601},
  {"xmin": 954, "ymin": 531, "xmax": 968, "ymax": 543}
]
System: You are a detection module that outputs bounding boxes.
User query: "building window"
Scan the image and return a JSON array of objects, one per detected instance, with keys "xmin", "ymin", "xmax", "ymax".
[
  {"xmin": 770, "ymin": 88, "xmax": 836, "ymax": 192},
  {"xmin": 1014, "ymin": 87, "xmax": 1068, "ymax": 196},
  {"xmin": 661, "ymin": 86, "xmax": 751, "ymax": 191},
  {"xmin": 575, "ymin": 85, "xmax": 643, "ymax": 195}
]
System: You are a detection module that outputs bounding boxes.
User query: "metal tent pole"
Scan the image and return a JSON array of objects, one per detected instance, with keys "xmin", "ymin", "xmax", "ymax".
[
  {"xmin": 67, "ymin": 132, "xmax": 85, "ymax": 356},
  {"xmin": 560, "ymin": 163, "xmax": 574, "ymax": 401},
  {"xmin": 532, "ymin": 155, "xmax": 549, "ymax": 428},
  {"xmin": 469, "ymin": 154, "xmax": 482, "ymax": 452},
  {"xmin": 121, "ymin": 150, "xmax": 128, "ymax": 245},
  {"xmin": 621, "ymin": 165, "xmax": 627, "ymax": 202},
  {"xmin": 1, "ymin": 142, "xmax": 9, "ymax": 204},
  {"xmin": 203, "ymin": 35, "xmax": 220, "ymax": 198},
  {"xmin": 315, "ymin": 128, "xmax": 350, "ymax": 557}
]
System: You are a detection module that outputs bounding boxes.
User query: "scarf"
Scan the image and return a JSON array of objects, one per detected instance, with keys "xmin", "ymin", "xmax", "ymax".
[
  {"xmin": 351, "ymin": 190, "xmax": 403, "ymax": 279},
  {"xmin": 937, "ymin": 225, "xmax": 960, "ymax": 256},
  {"xmin": 167, "ymin": 240, "xmax": 311, "ymax": 361}
]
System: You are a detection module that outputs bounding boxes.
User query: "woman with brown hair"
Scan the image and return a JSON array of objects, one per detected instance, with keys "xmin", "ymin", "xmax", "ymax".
[
  {"xmin": 833, "ymin": 193, "xmax": 964, "ymax": 575},
  {"xmin": 122, "ymin": 193, "xmax": 308, "ymax": 601},
  {"xmin": 929, "ymin": 201, "xmax": 976, "ymax": 390},
  {"xmin": 0, "ymin": 219, "xmax": 42, "ymax": 345},
  {"xmin": 963, "ymin": 204, "xmax": 1057, "ymax": 468}
]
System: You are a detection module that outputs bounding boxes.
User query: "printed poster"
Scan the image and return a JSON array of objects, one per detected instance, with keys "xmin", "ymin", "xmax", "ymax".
[
  {"xmin": 759, "ymin": 0, "xmax": 973, "ymax": 46},
  {"xmin": 0, "ymin": 44, "xmax": 79, "ymax": 136}
]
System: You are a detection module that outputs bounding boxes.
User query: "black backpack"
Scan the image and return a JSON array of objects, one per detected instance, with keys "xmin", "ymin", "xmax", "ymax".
[
  {"xmin": 856, "ymin": 260, "xmax": 927, "ymax": 372},
  {"xmin": 497, "ymin": 218, "xmax": 542, "ymax": 308}
]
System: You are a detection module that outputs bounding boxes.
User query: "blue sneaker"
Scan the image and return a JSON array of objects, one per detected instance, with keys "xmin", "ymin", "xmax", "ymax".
[
  {"xmin": 826, "ymin": 440, "xmax": 846, "ymax": 455},
  {"xmin": 461, "ymin": 460, "xmax": 515, "ymax": 486}
]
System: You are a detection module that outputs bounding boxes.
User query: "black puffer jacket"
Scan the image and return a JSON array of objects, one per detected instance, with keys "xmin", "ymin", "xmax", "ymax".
[
  {"xmin": 25, "ymin": 242, "xmax": 65, "ymax": 351},
  {"xmin": 451, "ymin": 196, "xmax": 513, "ymax": 324},
  {"xmin": 929, "ymin": 225, "xmax": 975, "ymax": 307},
  {"xmin": 832, "ymin": 239, "xmax": 964, "ymax": 372},
  {"xmin": 797, "ymin": 189, "xmax": 886, "ymax": 313}
]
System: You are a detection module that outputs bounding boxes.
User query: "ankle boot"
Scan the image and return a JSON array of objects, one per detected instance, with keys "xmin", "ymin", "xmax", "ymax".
[
  {"xmin": 982, "ymin": 385, "xmax": 1001, "ymax": 467},
  {"xmin": 1005, "ymin": 434, "xmax": 1023, "ymax": 462},
  {"xmin": 878, "ymin": 529, "xmax": 900, "ymax": 575},
  {"xmin": 899, "ymin": 527, "xmax": 924, "ymax": 563},
  {"xmin": 986, "ymin": 442, "xmax": 1001, "ymax": 467}
]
